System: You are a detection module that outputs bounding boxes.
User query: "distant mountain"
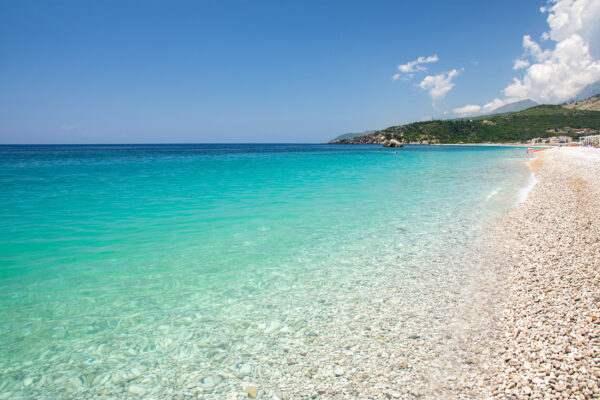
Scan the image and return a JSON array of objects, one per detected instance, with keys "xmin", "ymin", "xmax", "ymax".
[
  {"xmin": 330, "ymin": 130, "xmax": 377, "ymax": 142},
  {"xmin": 563, "ymin": 93, "xmax": 600, "ymax": 111},
  {"xmin": 568, "ymin": 81, "xmax": 600, "ymax": 102},
  {"xmin": 486, "ymin": 99, "xmax": 538, "ymax": 115}
]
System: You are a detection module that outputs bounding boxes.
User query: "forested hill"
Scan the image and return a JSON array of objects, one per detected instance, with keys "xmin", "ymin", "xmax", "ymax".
[{"xmin": 329, "ymin": 104, "xmax": 600, "ymax": 145}]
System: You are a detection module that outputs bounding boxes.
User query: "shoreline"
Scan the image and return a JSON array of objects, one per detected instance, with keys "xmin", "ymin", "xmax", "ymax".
[
  {"xmin": 479, "ymin": 147, "xmax": 600, "ymax": 398},
  {"xmin": 429, "ymin": 143, "xmax": 529, "ymax": 147}
]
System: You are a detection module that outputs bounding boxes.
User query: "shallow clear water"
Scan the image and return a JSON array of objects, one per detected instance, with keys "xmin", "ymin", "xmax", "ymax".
[{"xmin": 0, "ymin": 144, "xmax": 530, "ymax": 398}]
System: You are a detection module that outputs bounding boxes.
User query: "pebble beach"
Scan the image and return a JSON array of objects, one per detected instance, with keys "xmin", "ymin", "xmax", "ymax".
[{"xmin": 480, "ymin": 147, "xmax": 600, "ymax": 399}]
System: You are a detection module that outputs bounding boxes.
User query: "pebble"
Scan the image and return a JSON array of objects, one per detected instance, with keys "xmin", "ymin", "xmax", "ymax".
[
  {"xmin": 236, "ymin": 363, "xmax": 252, "ymax": 377},
  {"xmin": 264, "ymin": 321, "xmax": 282, "ymax": 334},
  {"xmin": 128, "ymin": 384, "xmax": 145, "ymax": 395},
  {"xmin": 200, "ymin": 375, "xmax": 223, "ymax": 389},
  {"xmin": 244, "ymin": 385, "xmax": 258, "ymax": 398},
  {"xmin": 476, "ymin": 148, "xmax": 600, "ymax": 399}
]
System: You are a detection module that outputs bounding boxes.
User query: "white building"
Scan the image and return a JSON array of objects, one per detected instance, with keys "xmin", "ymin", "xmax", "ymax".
[{"xmin": 579, "ymin": 135, "xmax": 600, "ymax": 147}]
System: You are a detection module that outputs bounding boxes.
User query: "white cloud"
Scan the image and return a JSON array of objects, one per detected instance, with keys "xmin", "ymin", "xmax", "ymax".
[
  {"xmin": 451, "ymin": 98, "xmax": 516, "ymax": 117},
  {"xmin": 513, "ymin": 59, "xmax": 530, "ymax": 70},
  {"xmin": 453, "ymin": 0, "xmax": 600, "ymax": 115},
  {"xmin": 418, "ymin": 69, "xmax": 459, "ymax": 101},
  {"xmin": 393, "ymin": 54, "xmax": 439, "ymax": 80},
  {"xmin": 453, "ymin": 104, "xmax": 481, "ymax": 115},
  {"xmin": 503, "ymin": 0, "xmax": 600, "ymax": 103},
  {"xmin": 544, "ymin": 0, "xmax": 600, "ymax": 53},
  {"xmin": 522, "ymin": 35, "xmax": 545, "ymax": 59},
  {"xmin": 481, "ymin": 98, "xmax": 509, "ymax": 113},
  {"xmin": 60, "ymin": 123, "xmax": 75, "ymax": 131}
]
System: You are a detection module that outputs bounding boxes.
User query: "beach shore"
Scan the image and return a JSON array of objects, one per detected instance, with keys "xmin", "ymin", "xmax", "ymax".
[
  {"xmin": 429, "ymin": 143, "xmax": 529, "ymax": 147},
  {"xmin": 479, "ymin": 147, "xmax": 600, "ymax": 398}
]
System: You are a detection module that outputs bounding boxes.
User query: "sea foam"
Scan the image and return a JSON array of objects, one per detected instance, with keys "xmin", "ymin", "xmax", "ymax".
[{"xmin": 515, "ymin": 172, "xmax": 538, "ymax": 205}]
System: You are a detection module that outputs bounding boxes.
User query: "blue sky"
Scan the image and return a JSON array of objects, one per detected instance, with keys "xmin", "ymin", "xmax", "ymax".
[{"xmin": 1, "ymin": 0, "xmax": 598, "ymax": 144}]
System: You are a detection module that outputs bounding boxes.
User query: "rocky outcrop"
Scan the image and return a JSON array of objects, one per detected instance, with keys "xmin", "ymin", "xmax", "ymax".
[
  {"xmin": 563, "ymin": 94, "xmax": 600, "ymax": 111},
  {"xmin": 330, "ymin": 133, "xmax": 386, "ymax": 144},
  {"xmin": 330, "ymin": 133, "xmax": 406, "ymax": 147},
  {"xmin": 382, "ymin": 138, "xmax": 403, "ymax": 147}
]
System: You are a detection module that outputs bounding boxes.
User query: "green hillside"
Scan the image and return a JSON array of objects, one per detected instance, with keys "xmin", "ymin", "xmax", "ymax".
[
  {"xmin": 330, "ymin": 130, "xmax": 377, "ymax": 142},
  {"xmin": 331, "ymin": 104, "xmax": 600, "ymax": 144}
]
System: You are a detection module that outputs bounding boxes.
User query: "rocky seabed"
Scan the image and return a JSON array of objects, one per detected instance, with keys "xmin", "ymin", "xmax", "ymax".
[{"xmin": 1, "ymin": 214, "xmax": 504, "ymax": 399}]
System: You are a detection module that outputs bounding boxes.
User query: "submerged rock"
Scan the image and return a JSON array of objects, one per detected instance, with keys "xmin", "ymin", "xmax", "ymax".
[
  {"xmin": 244, "ymin": 385, "xmax": 258, "ymax": 398},
  {"xmin": 128, "ymin": 384, "xmax": 145, "ymax": 395},
  {"xmin": 264, "ymin": 320, "xmax": 282, "ymax": 334},
  {"xmin": 236, "ymin": 363, "xmax": 252, "ymax": 377},
  {"xmin": 200, "ymin": 374, "xmax": 223, "ymax": 389}
]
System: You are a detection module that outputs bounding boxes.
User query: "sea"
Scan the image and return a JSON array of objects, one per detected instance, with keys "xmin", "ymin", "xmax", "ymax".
[{"xmin": 0, "ymin": 144, "xmax": 533, "ymax": 399}]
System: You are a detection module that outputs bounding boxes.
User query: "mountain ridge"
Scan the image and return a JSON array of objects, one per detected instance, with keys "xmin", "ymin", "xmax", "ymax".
[
  {"xmin": 480, "ymin": 99, "xmax": 538, "ymax": 116},
  {"xmin": 563, "ymin": 94, "xmax": 600, "ymax": 112}
]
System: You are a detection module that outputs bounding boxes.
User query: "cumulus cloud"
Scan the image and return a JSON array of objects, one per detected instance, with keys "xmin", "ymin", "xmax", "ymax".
[
  {"xmin": 453, "ymin": 0, "xmax": 600, "ymax": 116},
  {"xmin": 418, "ymin": 69, "xmax": 459, "ymax": 101},
  {"xmin": 393, "ymin": 54, "xmax": 439, "ymax": 80},
  {"xmin": 544, "ymin": 0, "xmax": 600, "ymax": 54},
  {"xmin": 482, "ymin": 98, "xmax": 510, "ymax": 113},
  {"xmin": 504, "ymin": 0, "xmax": 600, "ymax": 103},
  {"xmin": 453, "ymin": 104, "xmax": 481, "ymax": 115},
  {"xmin": 452, "ymin": 98, "xmax": 516, "ymax": 116},
  {"xmin": 522, "ymin": 35, "xmax": 544, "ymax": 59},
  {"xmin": 513, "ymin": 59, "xmax": 530, "ymax": 70}
]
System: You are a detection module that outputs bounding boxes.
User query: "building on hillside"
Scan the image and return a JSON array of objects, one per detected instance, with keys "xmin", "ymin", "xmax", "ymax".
[
  {"xmin": 547, "ymin": 136, "xmax": 572, "ymax": 144},
  {"xmin": 529, "ymin": 136, "xmax": 572, "ymax": 145}
]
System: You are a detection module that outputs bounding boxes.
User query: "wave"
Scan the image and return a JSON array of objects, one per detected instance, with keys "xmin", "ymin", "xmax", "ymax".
[
  {"xmin": 486, "ymin": 187, "xmax": 500, "ymax": 200},
  {"xmin": 514, "ymin": 172, "xmax": 537, "ymax": 205}
]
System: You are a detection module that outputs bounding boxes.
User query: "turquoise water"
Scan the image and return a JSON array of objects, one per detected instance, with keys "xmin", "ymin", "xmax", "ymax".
[{"xmin": 0, "ymin": 144, "xmax": 530, "ymax": 398}]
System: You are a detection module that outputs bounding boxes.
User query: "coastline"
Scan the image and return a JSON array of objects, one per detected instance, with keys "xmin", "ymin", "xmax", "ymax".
[
  {"xmin": 428, "ymin": 143, "xmax": 529, "ymax": 147},
  {"xmin": 479, "ymin": 147, "xmax": 600, "ymax": 398}
]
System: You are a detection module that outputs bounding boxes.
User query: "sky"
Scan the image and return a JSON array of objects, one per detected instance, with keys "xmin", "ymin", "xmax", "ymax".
[{"xmin": 1, "ymin": 0, "xmax": 599, "ymax": 144}]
